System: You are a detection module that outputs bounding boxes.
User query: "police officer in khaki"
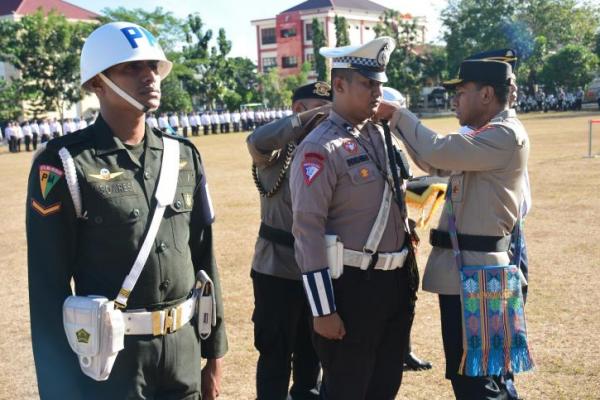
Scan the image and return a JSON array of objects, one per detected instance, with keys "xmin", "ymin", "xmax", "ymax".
[
  {"xmin": 290, "ymin": 37, "xmax": 415, "ymax": 400},
  {"xmin": 378, "ymin": 59, "xmax": 529, "ymax": 399},
  {"xmin": 247, "ymin": 82, "xmax": 331, "ymax": 400},
  {"xmin": 26, "ymin": 22, "xmax": 227, "ymax": 399}
]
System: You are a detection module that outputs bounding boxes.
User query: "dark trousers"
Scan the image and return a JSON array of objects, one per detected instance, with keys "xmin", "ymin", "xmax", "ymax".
[
  {"xmin": 25, "ymin": 135, "xmax": 32, "ymax": 151},
  {"xmin": 203, "ymin": 126, "xmax": 209, "ymax": 135},
  {"xmin": 79, "ymin": 323, "xmax": 202, "ymax": 400},
  {"xmin": 313, "ymin": 267, "xmax": 413, "ymax": 400},
  {"xmin": 211, "ymin": 124, "xmax": 217, "ymax": 134},
  {"xmin": 41, "ymin": 134, "xmax": 50, "ymax": 143},
  {"xmin": 191, "ymin": 126, "xmax": 199, "ymax": 136},
  {"xmin": 440, "ymin": 295, "xmax": 516, "ymax": 400},
  {"xmin": 32, "ymin": 134, "xmax": 38, "ymax": 150},
  {"xmin": 252, "ymin": 270, "xmax": 320, "ymax": 400},
  {"xmin": 234, "ymin": 122, "xmax": 240, "ymax": 132},
  {"xmin": 182, "ymin": 127, "xmax": 188, "ymax": 137}
]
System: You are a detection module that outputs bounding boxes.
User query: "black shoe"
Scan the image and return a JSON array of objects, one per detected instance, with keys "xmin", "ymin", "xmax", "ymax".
[{"xmin": 403, "ymin": 352, "xmax": 432, "ymax": 371}]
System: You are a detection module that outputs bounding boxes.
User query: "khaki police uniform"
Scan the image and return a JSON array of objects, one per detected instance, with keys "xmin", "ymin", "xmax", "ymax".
[
  {"xmin": 26, "ymin": 115, "xmax": 228, "ymax": 399},
  {"xmin": 392, "ymin": 106, "xmax": 529, "ymax": 399},
  {"xmin": 290, "ymin": 110, "xmax": 413, "ymax": 399},
  {"xmin": 247, "ymin": 112, "xmax": 322, "ymax": 400}
]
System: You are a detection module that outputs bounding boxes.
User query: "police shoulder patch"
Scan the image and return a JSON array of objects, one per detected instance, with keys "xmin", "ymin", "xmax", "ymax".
[{"xmin": 302, "ymin": 152, "xmax": 325, "ymax": 186}]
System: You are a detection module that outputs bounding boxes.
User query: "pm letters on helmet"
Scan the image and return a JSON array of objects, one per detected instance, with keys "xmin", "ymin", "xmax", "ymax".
[{"xmin": 120, "ymin": 27, "xmax": 158, "ymax": 49}]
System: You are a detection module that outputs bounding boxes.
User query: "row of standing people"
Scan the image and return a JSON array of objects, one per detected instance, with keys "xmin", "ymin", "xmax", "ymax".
[
  {"xmin": 146, "ymin": 108, "xmax": 293, "ymax": 136},
  {"xmin": 2, "ymin": 118, "xmax": 90, "ymax": 152}
]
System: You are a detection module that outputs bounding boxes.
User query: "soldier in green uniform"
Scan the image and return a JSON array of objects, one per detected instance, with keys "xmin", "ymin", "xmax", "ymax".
[
  {"xmin": 26, "ymin": 22, "xmax": 227, "ymax": 399},
  {"xmin": 247, "ymin": 82, "xmax": 331, "ymax": 400}
]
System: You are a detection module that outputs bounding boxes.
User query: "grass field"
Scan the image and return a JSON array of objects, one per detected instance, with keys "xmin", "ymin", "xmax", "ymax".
[{"xmin": 1, "ymin": 111, "xmax": 599, "ymax": 399}]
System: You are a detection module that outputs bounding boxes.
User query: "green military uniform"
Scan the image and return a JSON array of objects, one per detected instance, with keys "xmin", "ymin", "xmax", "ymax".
[{"xmin": 26, "ymin": 115, "xmax": 227, "ymax": 399}]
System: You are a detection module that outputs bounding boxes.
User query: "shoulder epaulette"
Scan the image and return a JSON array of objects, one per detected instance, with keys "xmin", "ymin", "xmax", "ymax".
[
  {"xmin": 153, "ymin": 128, "xmax": 202, "ymax": 160},
  {"xmin": 45, "ymin": 126, "xmax": 94, "ymax": 152}
]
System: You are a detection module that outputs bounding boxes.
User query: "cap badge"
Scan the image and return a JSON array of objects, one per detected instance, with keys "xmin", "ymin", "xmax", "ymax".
[
  {"xmin": 313, "ymin": 82, "xmax": 331, "ymax": 97},
  {"xmin": 377, "ymin": 43, "xmax": 392, "ymax": 67}
]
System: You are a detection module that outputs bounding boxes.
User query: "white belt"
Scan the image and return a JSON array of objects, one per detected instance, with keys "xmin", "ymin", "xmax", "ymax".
[
  {"xmin": 343, "ymin": 248, "xmax": 408, "ymax": 271},
  {"xmin": 123, "ymin": 296, "xmax": 196, "ymax": 336}
]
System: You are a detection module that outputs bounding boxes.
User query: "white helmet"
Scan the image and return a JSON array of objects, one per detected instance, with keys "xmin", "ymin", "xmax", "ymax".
[
  {"xmin": 382, "ymin": 87, "xmax": 406, "ymax": 107},
  {"xmin": 80, "ymin": 21, "xmax": 172, "ymax": 87}
]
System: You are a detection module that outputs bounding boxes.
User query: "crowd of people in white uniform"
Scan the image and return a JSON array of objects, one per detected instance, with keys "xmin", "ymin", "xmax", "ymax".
[
  {"xmin": 1, "ymin": 107, "xmax": 294, "ymax": 152},
  {"xmin": 145, "ymin": 108, "xmax": 294, "ymax": 137}
]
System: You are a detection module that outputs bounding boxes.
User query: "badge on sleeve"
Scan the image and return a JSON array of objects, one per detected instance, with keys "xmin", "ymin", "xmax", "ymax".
[
  {"xmin": 302, "ymin": 152, "xmax": 325, "ymax": 186},
  {"xmin": 342, "ymin": 139, "xmax": 358, "ymax": 154},
  {"xmin": 31, "ymin": 199, "xmax": 62, "ymax": 216},
  {"xmin": 39, "ymin": 165, "xmax": 64, "ymax": 199}
]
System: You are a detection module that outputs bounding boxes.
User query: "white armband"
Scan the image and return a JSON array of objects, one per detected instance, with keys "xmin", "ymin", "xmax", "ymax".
[{"xmin": 302, "ymin": 268, "xmax": 336, "ymax": 317}]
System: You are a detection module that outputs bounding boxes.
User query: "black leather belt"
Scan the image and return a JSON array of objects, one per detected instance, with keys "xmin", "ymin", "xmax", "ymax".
[
  {"xmin": 429, "ymin": 229, "xmax": 511, "ymax": 252},
  {"xmin": 259, "ymin": 223, "xmax": 295, "ymax": 248}
]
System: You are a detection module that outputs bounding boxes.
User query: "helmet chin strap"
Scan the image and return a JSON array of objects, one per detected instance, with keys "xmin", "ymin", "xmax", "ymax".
[{"xmin": 98, "ymin": 73, "xmax": 150, "ymax": 113}]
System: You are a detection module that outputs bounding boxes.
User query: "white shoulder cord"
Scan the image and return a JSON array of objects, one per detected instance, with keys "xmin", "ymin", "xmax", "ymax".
[
  {"xmin": 115, "ymin": 136, "xmax": 180, "ymax": 308},
  {"xmin": 58, "ymin": 147, "xmax": 86, "ymax": 219}
]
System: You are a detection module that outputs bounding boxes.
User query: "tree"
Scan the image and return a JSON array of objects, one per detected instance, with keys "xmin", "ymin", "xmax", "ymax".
[
  {"xmin": 0, "ymin": 10, "xmax": 93, "ymax": 120},
  {"xmin": 441, "ymin": 0, "xmax": 600, "ymax": 91},
  {"xmin": 158, "ymin": 63, "xmax": 193, "ymax": 113},
  {"xmin": 311, "ymin": 18, "xmax": 328, "ymax": 81},
  {"xmin": 421, "ymin": 45, "xmax": 449, "ymax": 86},
  {"xmin": 0, "ymin": 79, "xmax": 23, "ymax": 122},
  {"xmin": 99, "ymin": 7, "xmax": 185, "ymax": 53},
  {"xmin": 375, "ymin": 10, "xmax": 427, "ymax": 104},
  {"xmin": 441, "ymin": 0, "xmax": 518, "ymax": 75},
  {"xmin": 334, "ymin": 15, "xmax": 350, "ymax": 47},
  {"xmin": 540, "ymin": 44, "xmax": 599, "ymax": 90}
]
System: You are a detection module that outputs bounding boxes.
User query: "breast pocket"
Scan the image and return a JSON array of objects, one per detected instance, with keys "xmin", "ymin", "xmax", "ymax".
[
  {"xmin": 347, "ymin": 164, "xmax": 377, "ymax": 185},
  {"xmin": 166, "ymin": 187, "xmax": 194, "ymax": 254}
]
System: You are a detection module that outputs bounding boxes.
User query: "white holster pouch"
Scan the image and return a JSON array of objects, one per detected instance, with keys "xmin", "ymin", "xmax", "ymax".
[
  {"xmin": 60, "ymin": 137, "xmax": 181, "ymax": 381},
  {"xmin": 195, "ymin": 270, "xmax": 217, "ymax": 339},
  {"xmin": 63, "ymin": 296, "xmax": 125, "ymax": 381},
  {"xmin": 325, "ymin": 235, "xmax": 344, "ymax": 279}
]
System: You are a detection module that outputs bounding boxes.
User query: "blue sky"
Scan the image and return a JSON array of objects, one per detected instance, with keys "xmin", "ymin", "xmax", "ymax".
[{"xmin": 68, "ymin": 0, "xmax": 446, "ymax": 61}]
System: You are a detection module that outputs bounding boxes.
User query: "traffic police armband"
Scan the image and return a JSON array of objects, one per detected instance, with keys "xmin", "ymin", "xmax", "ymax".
[{"xmin": 302, "ymin": 268, "xmax": 336, "ymax": 317}]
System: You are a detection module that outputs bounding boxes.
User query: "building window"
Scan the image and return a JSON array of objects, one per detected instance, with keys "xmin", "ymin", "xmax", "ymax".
[
  {"xmin": 263, "ymin": 57, "xmax": 277, "ymax": 71},
  {"xmin": 306, "ymin": 53, "xmax": 314, "ymax": 64},
  {"xmin": 280, "ymin": 27, "xmax": 297, "ymax": 38},
  {"xmin": 282, "ymin": 56, "xmax": 298, "ymax": 68},
  {"xmin": 305, "ymin": 23, "xmax": 313, "ymax": 41},
  {"xmin": 261, "ymin": 28, "xmax": 276, "ymax": 45}
]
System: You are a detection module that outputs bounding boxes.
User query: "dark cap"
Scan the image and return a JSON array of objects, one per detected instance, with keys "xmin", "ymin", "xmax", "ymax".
[
  {"xmin": 442, "ymin": 60, "xmax": 513, "ymax": 90},
  {"xmin": 466, "ymin": 48, "xmax": 518, "ymax": 71},
  {"xmin": 292, "ymin": 81, "xmax": 332, "ymax": 103}
]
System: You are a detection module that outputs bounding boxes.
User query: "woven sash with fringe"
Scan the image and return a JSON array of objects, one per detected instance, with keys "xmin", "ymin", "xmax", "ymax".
[{"xmin": 445, "ymin": 188, "xmax": 534, "ymax": 376}]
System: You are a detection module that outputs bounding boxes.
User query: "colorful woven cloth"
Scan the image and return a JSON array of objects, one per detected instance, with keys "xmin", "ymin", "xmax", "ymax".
[{"xmin": 459, "ymin": 264, "xmax": 534, "ymax": 376}]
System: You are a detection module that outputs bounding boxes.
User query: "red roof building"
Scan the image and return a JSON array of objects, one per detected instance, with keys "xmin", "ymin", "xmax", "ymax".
[
  {"xmin": 0, "ymin": 0, "xmax": 99, "ymax": 21},
  {"xmin": 251, "ymin": 0, "xmax": 426, "ymax": 80}
]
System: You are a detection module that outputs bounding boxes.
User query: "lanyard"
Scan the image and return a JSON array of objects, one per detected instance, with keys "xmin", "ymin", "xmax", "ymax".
[{"xmin": 444, "ymin": 183, "xmax": 522, "ymax": 270}]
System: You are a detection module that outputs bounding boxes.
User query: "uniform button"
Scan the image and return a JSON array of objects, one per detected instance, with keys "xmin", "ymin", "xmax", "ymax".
[
  {"xmin": 174, "ymin": 200, "xmax": 182, "ymax": 209},
  {"xmin": 131, "ymin": 208, "xmax": 140, "ymax": 218},
  {"xmin": 94, "ymin": 216, "xmax": 103, "ymax": 224},
  {"xmin": 144, "ymin": 171, "xmax": 151, "ymax": 180},
  {"xmin": 158, "ymin": 242, "xmax": 168, "ymax": 252},
  {"xmin": 159, "ymin": 279, "xmax": 170, "ymax": 290}
]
